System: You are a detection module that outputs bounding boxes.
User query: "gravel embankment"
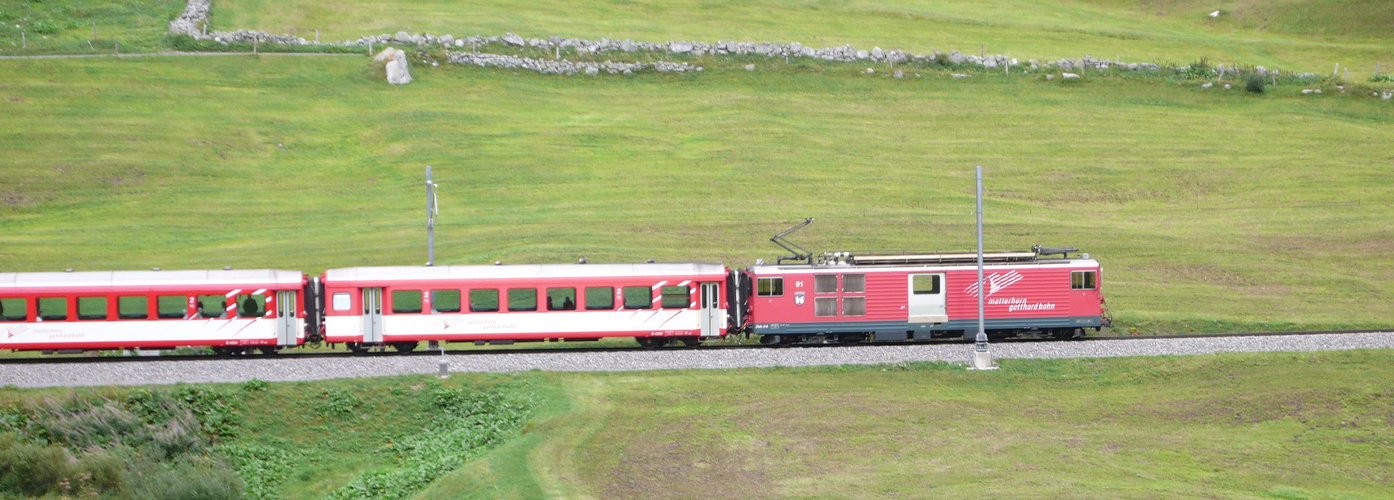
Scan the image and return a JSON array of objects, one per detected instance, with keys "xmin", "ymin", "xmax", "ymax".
[{"xmin": 2, "ymin": 332, "xmax": 1391, "ymax": 388}]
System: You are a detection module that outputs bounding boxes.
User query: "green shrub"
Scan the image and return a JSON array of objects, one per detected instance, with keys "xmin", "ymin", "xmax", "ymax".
[
  {"xmin": 312, "ymin": 389, "xmax": 363, "ymax": 417},
  {"xmin": 0, "ymin": 433, "xmax": 70, "ymax": 496},
  {"xmin": 27, "ymin": 19, "xmax": 62, "ymax": 34},
  {"xmin": 1245, "ymin": 73, "xmax": 1265, "ymax": 93},
  {"xmin": 129, "ymin": 454, "xmax": 245, "ymax": 500},
  {"xmin": 242, "ymin": 378, "xmax": 270, "ymax": 392}
]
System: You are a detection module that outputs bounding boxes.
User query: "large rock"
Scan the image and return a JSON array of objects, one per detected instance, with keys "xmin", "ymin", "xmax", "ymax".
[
  {"xmin": 375, "ymin": 48, "xmax": 413, "ymax": 85},
  {"xmin": 670, "ymin": 42, "xmax": 691, "ymax": 53},
  {"xmin": 502, "ymin": 32, "xmax": 525, "ymax": 46},
  {"xmin": 947, "ymin": 51, "xmax": 966, "ymax": 64}
]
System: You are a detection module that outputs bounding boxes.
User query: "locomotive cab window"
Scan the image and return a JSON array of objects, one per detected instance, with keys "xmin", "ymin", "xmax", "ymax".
[
  {"xmin": 1071, "ymin": 271, "xmax": 1097, "ymax": 290},
  {"xmin": 814, "ymin": 275, "xmax": 838, "ymax": 294},
  {"xmin": 78, "ymin": 297, "xmax": 108, "ymax": 320},
  {"xmin": 118, "ymin": 296, "xmax": 149, "ymax": 320},
  {"xmin": 547, "ymin": 288, "xmax": 576, "ymax": 311},
  {"xmin": 0, "ymin": 298, "xmax": 27, "ymax": 321},
  {"xmin": 38, "ymin": 297, "xmax": 67, "ymax": 321},
  {"xmin": 756, "ymin": 277, "xmax": 783, "ymax": 297},
  {"xmin": 157, "ymin": 296, "xmax": 186, "ymax": 319},
  {"xmin": 842, "ymin": 274, "xmax": 865, "ymax": 293},
  {"xmin": 470, "ymin": 289, "xmax": 499, "ymax": 312},
  {"xmin": 431, "ymin": 290, "xmax": 461, "ymax": 313},
  {"xmin": 585, "ymin": 287, "xmax": 614, "ymax": 310},
  {"xmin": 661, "ymin": 286, "xmax": 690, "ymax": 309},
  {"xmin": 623, "ymin": 286, "xmax": 651, "ymax": 310},
  {"xmin": 912, "ymin": 275, "xmax": 941, "ymax": 295},
  {"xmin": 507, "ymin": 288, "xmax": 537, "ymax": 312},
  {"xmin": 236, "ymin": 294, "xmax": 266, "ymax": 317},
  {"xmin": 391, "ymin": 290, "xmax": 422, "ymax": 313}
]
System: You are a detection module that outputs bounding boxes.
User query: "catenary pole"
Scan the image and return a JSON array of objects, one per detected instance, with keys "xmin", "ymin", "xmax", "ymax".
[
  {"xmin": 976, "ymin": 166, "xmax": 986, "ymax": 344},
  {"xmin": 426, "ymin": 166, "xmax": 436, "ymax": 266}
]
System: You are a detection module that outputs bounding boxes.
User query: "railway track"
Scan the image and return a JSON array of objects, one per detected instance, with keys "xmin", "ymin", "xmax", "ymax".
[{"xmin": 1, "ymin": 329, "xmax": 1386, "ymax": 365}]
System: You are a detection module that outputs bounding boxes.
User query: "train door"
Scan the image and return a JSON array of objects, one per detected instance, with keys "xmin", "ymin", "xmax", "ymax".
[
  {"xmin": 907, "ymin": 274, "xmax": 947, "ymax": 323},
  {"xmin": 275, "ymin": 291, "xmax": 298, "ymax": 346},
  {"xmin": 362, "ymin": 288, "xmax": 383, "ymax": 343},
  {"xmin": 700, "ymin": 282, "xmax": 721, "ymax": 337}
]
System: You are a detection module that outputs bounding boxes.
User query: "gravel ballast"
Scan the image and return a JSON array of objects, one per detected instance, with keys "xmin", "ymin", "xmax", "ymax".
[{"xmin": 2, "ymin": 332, "xmax": 1391, "ymax": 388}]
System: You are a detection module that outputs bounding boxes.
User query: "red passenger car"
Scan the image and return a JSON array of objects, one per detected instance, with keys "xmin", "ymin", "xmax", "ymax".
[
  {"xmin": 319, "ymin": 262, "xmax": 730, "ymax": 350},
  {"xmin": 743, "ymin": 248, "xmax": 1105, "ymax": 342},
  {"xmin": 0, "ymin": 269, "xmax": 308, "ymax": 354}
]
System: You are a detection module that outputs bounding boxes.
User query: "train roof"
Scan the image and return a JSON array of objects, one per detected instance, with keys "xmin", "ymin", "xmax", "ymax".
[
  {"xmin": 324, "ymin": 262, "xmax": 728, "ymax": 282},
  {"xmin": 0, "ymin": 269, "xmax": 305, "ymax": 289}
]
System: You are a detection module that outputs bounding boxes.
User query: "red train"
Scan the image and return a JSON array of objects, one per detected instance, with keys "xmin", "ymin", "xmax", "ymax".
[{"xmin": 0, "ymin": 240, "xmax": 1106, "ymax": 354}]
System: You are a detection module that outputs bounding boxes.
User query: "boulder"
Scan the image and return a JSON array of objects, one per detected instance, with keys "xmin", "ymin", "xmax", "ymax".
[
  {"xmin": 947, "ymin": 51, "xmax": 966, "ymax": 64},
  {"xmin": 375, "ymin": 48, "xmax": 412, "ymax": 85},
  {"xmin": 1062, "ymin": 73, "xmax": 1080, "ymax": 79},
  {"xmin": 670, "ymin": 42, "xmax": 692, "ymax": 54},
  {"xmin": 621, "ymin": 40, "xmax": 637, "ymax": 52},
  {"xmin": 440, "ymin": 35, "xmax": 454, "ymax": 47},
  {"xmin": 394, "ymin": 31, "xmax": 410, "ymax": 43},
  {"xmin": 585, "ymin": 67, "xmax": 599, "ymax": 76},
  {"xmin": 502, "ymin": 32, "xmax": 525, "ymax": 46}
]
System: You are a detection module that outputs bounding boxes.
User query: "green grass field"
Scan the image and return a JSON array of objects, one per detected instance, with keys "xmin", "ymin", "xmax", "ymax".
[
  {"xmin": 8, "ymin": 350, "xmax": 1389, "ymax": 498},
  {"xmin": 212, "ymin": 0, "xmax": 1393, "ymax": 79},
  {"xmin": 2, "ymin": 53, "xmax": 1392, "ymax": 334}
]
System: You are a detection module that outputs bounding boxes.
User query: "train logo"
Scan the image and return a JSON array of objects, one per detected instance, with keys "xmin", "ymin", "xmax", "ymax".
[{"xmin": 963, "ymin": 270, "xmax": 1025, "ymax": 298}]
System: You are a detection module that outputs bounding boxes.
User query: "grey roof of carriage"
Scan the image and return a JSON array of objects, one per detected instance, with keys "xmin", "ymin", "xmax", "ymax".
[
  {"xmin": 0, "ymin": 269, "xmax": 304, "ymax": 289},
  {"xmin": 324, "ymin": 263, "xmax": 727, "ymax": 282}
]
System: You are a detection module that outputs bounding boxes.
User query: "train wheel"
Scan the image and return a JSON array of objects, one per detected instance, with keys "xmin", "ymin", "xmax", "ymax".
[
  {"xmin": 259, "ymin": 346, "xmax": 278, "ymax": 355},
  {"xmin": 392, "ymin": 341, "xmax": 419, "ymax": 353},
  {"xmin": 680, "ymin": 337, "xmax": 700, "ymax": 348},
  {"xmin": 635, "ymin": 337, "xmax": 664, "ymax": 349},
  {"xmin": 212, "ymin": 346, "xmax": 233, "ymax": 356}
]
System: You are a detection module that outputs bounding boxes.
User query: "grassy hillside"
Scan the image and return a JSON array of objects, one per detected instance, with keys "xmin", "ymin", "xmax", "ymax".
[
  {"xmin": 0, "ymin": 0, "xmax": 184, "ymax": 54},
  {"xmin": 3, "ymin": 350, "xmax": 1391, "ymax": 498},
  {"xmin": 213, "ymin": 0, "xmax": 1393, "ymax": 79},
  {"xmin": 1, "ymin": 55, "xmax": 1391, "ymax": 333}
]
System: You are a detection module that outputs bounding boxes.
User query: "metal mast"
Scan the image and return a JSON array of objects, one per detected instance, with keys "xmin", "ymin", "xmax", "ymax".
[
  {"xmin": 426, "ymin": 166, "xmax": 438, "ymax": 266},
  {"xmin": 976, "ymin": 166, "xmax": 986, "ymax": 344}
]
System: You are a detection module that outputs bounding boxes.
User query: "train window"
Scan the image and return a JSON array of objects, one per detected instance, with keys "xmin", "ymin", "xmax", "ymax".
[
  {"xmin": 431, "ymin": 290, "xmax": 461, "ymax": 313},
  {"xmin": 236, "ymin": 294, "xmax": 267, "ymax": 317},
  {"xmin": 470, "ymin": 289, "xmax": 499, "ymax": 312},
  {"xmin": 0, "ymin": 298, "xmax": 27, "ymax": 321},
  {"xmin": 78, "ymin": 297, "xmax": 108, "ymax": 320},
  {"xmin": 623, "ymin": 286, "xmax": 651, "ymax": 310},
  {"xmin": 661, "ymin": 286, "xmax": 690, "ymax": 309},
  {"xmin": 547, "ymin": 288, "xmax": 576, "ymax": 311},
  {"xmin": 157, "ymin": 296, "xmax": 186, "ymax": 319},
  {"xmin": 756, "ymin": 277, "xmax": 783, "ymax": 297},
  {"xmin": 332, "ymin": 293, "xmax": 350, "ymax": 311},
  {"xmin": 1071, "ymin": 271, "xmax": 1097, "ymax": 290},
  {"xmin": 815, "ymin": 275, "xmax": 837, "ymax": 294},
  {"xmin": 118, "ymin": 296, "xmax": 149, "ymax": 320},
  {"xmin": 197, "ymin": 295, "xmax": 227, "ymax": 319},
  {"xmin": 584, "ymin": 287, "xmax": 614, "ymax": 310},
  {"xmin": 38, "ymin": 297, "xmax": 67, "ymax": 321},
  {"xmin": 508, "ymin": 289, "xmax": 537, "ymax": 312},
  {"xmin": 912, "ymin": 275, "xmax": 941, "ymax": 295},
  {"xmin": 392, "ymin": 290, "xmax": 423, "ymax": 314},
  {"xmin": 814, "ymin": 297, "xmax": 838, "ymax": 317},
  {"xmin": 842, "ymin": 297, "xmax": 866, "ymax": 316},
  {"xmin": 842, "ymin": 274, "xmax": 865, "ymax": 293}
]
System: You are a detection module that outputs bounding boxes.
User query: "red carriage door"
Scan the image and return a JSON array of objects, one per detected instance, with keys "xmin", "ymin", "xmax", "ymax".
[{"xmin": 908, "ymin": 274, "xmax": 947, "ymax": 324}]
